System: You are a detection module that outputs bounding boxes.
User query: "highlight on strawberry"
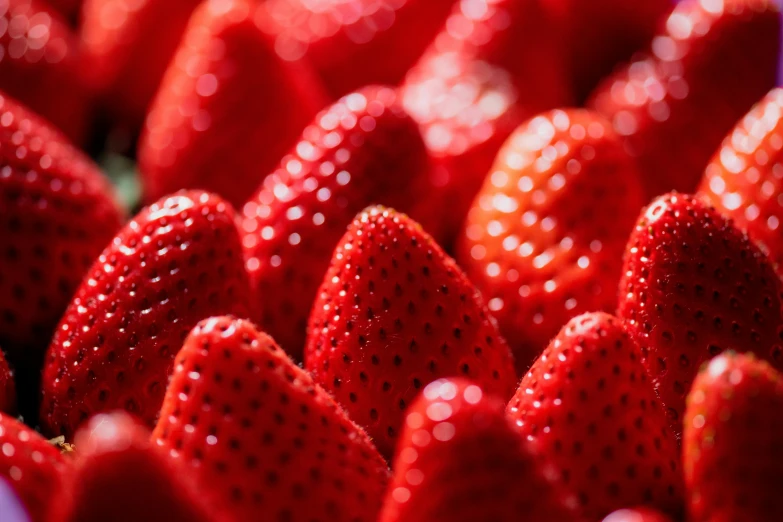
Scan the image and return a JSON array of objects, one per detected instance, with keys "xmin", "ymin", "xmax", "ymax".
[{"xmin": 1, "ymin": 0, "xmax": 782, "ymax": 520}]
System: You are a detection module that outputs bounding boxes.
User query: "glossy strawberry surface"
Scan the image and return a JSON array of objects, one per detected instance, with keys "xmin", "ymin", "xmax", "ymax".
[
  {"xmin": 40, "ymin": 190, "xmax": 254, "ymax": 439},
  {"xmin": 458, "ymin": 109, "xmax": 644, "ymax": 371},
  {"xmin": 153, "ymin": 316, "xmax": 390, "ymax": 522},
  {"xmin": 602, "ymin": 507, "xmax": 675, "ymax": 522}
]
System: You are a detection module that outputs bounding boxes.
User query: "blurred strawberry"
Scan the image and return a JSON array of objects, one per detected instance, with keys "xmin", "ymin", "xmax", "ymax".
[
  {"xmin": 53, "ymin": 412, "xmax": 215, "ymax": 522},
  {"xmin": 379, "ymin": 378, "xmax": 578, "ymax": 522},
  {"xmin": 80, "ymin": 0, "xmax": 201, "ymax": 127},
  {"xmin": 603, "ymin": 508, "xmax": 675, "ymax": 522},
  {"xmin": 257, "ymin": 0, "xmax": 457, "ymax": 99},
  {"xmin": 684, "ymin": 352, "xmax": 783, "ymax": 522},
  {"xmin": 153, "ymin": 316, "xmax": 390, "ymax": 522},
  {"xmin": 242, "ymin": 86, "xmax": 438, "ymax": 360},
  {"xmin": 0, "ymin": 0, "xmax": 89, "ymax": 142},
  {"xmin": 457, "ymin": 109, "xmax": 644, "ymax": 371},
  {"xmin": 618, "ymin": 193, "xmax": 783, "ymax": 430},
  {"xmin": 507, "ymin": 313, "xmax": 684, "ymax": 520},
  {"xmin": 40, "ymin": 191, "xmax": 254, "ymax": 439},
  {"xmin": 0, "ymin": 350, "xmax": 15, "ymax": 414},
  {"xmin": 0, "ymin": 413, "xmax": 67, "ymax": 522},
  {"xmin": 698, "ymin": 88, "xmax": 783, "ymax": 269},
  {"xmin": 590, "ymin": 0, "xmax": 780, "ymax": 200},
  {"xmin": 139, "ymin": 0, "xmax": 326, "ymax": 209},
  {"xmin": 306, "ymin": 206, "xmax": 517, "ymax": 457},
  {"xmin": 401, "ymin": 0, "xmax": 573, "ymax": 243},
  {"xmin": 45, "ymin": 0, "xmax": 80, "ymax": 23}
]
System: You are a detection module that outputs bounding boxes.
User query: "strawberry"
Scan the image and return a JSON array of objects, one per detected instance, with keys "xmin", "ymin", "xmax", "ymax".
[
  {"xmin": 590, "ymin": 0, "xmax": 780, "ymax": 200},
  {"xmin": 241, "ymin": 86, "xmax": 438, "ymax": 360},
  {"xmin": 305, "ymin": 206, "xmax": 517, "ymax": 457},
  {"xmin": 683, "ymin": 352, "xmax": 783, "ymax": 522},
  {"xmin": 698, "ymin": 88, "xmax": 783, "ymax": 269},
  {"xmin": 507, "ymin": 313, "xmax": 684, "ymax": 520},
  {"xmin": 39, "ymin": 190, "xmax": 254, "ymax": 439},
  {"xmin": 0, "ymin": 349, "xmax": 15, "ymax": 414},
  {"xmin": 400, "ymin": 0, "xmax": 573, "ymax": 243},
  {"xmin": 45, "ymin": 0, "xmax": 81, "ymax": 24},
  {"xmin": 379, "ymin": 378, "xmax": 578, "ymax": 522},
  {"xmin": 80, "ymin": 0, "xmax": 202, "ymax": 127},
  {"xmin": 457, "ymin": 109, "xmax": 644, "ymax": 371},
  {"xmin": 0, "ymin": 413, "xmax": 68, "ymax": 522},
  {"xmin": 0, "ymin": 92, "xmax": 123, "ymax": 417},
  {"xmin": 139, "ymin": 0, "xmax": 326, "ymax": 209},
  {"xmin": 0, "ymin": 0, "xmax": 89, "ymax": 142},
  {"xmin": 152, "ymin": 315, "xmax": 390, "ymax": 522},
  {"xmin": 256, "ymin": 0, "xmax": 457, "ymax": 99},
  {"xmin": 618, "ymin": 193, "xmax": 783, "ymax": 429},
  {"xmin": 53, "ymin": 412, "xmax": 215, "ymax": 522},
  {"xmin": 602, "ymin": 508, "xmax": 674, "ymax": 522}
]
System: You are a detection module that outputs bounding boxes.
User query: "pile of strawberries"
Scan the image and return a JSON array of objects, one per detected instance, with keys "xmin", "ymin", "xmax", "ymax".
[{"xmin": 1, "ymin": 0, "xmax": 782, "ymax": 520}]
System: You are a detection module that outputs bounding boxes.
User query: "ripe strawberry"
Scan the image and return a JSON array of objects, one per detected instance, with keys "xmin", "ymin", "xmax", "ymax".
[
  {"xmin": 0, "ymin": 0, "xmax": 89, "ymax": 142},
  {"xmin": 152, "ymin": 315, "xmax": 390, "ymax": 522},
  {"xmin": 379, "ymin": 378, "xmax": 578, "ymax": 522},
  {"xmin": 602, "ymin": 508, "xmax": 674, "ymax": 522},
  {"xmin": 241, "ymin": 86, "xmax": 438, "ymax": 360},
  {"xmin": 698, "ymin": 88, "xmax": 783, "ymax": 269},
  {"xmin": 53, "ymin": 412, "xmax": 215, "ymax": 522},
  {"xmin": 507, "ymin": 313, "xmax": 684, "ymax": 520},
  {"xmin": 590, "ymin": 0, "xmax": 780, "ymax": 200},
  {"xmin": 305, "ymin": 206, "xmax": 517, "ymax": 457},
  {"xmin": 401, "ymin": 0, "xmax": 573, "ymax": 243},
  {"xmin": 139, "ymin": 0, "xmax": 326, "ymax": 209},
  {"xmin": 683, "ymin": 352, "xmax": 783, "ymax": 522},
  {"xmin": 0, "ymin": 349, "xmax": 15, "ymax": 414},
  {"xmin": 0, "ymin": 92, "xmax": 123, "ymax": 417},
  {"xmin": 457, "ymin": 109, "xmax": 644, "ymax": 371},
  {"xmin": 0, "ymin": 413, "xmax": 68, "ymax": 522},
  {"xmin": 619, "ymin": 193, "xmax": 783, "ymax": 430},
  {"xmin": 256, "ymin": 0, "xmax": 457, "ymax": 98},
  {"xmin": 40, "ymin": 190, "xmax": 254, "ymax": 439},
  {"xmin": 80, "ymin": 0, "xmax": 201, "ymax": 126}
]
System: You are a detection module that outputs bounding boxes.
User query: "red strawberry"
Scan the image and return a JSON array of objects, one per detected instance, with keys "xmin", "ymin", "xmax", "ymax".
[
  {"xmin": 379, "ymin": 378, "xmax": 578, "ymax": 522},
  {"xmin": 507, "ymin": 313, "xmax": 684, "ymax": 520},
  {"xmin": 139, "ymin": 0, "xmax": 326, "ymax": 209},
  {"xmin": 256, "ymin": 0, "xmax": 457, "ymax": 99},
  {"xmin": 457, "ymin": 109, "xmax": 644, "ymax": 371},
  {"xmin": 618, "ymin": 193, "xmax": 783, "ymax": 428},
  {"xmin": 602, "ymin": 508, "xmax": 674, "ymax": 522},
  {"xmin": 80, "ymin": 0, "xmax": 201, "ymax": 126},
  {"xmin": 40, "ymin": 190, "xmax": 254, "ymax": 439},
  {"xmin": 0, "ymin": 350, "xmax": 15, "ymax": 414},
  {"xmin": 683, "ymin": 352, "xmax": 783, "ymax": 522},
  {"xmin": 305, "ymin": 206, "xmax": 517, "ymax": 457},
  {"xmin": 400, "ymin": 0, "xmax": 573, "ymax": 243},
  {"xmin": 0, "ymin": 0, "xmax": 89, "ymax": 142},
  {"xmin": 590, "ymin": 0, "xmax": 780, "ymax": 200},
  {"xmin": 0, "ymin": 413, "xmax": 68, "ymax": 522},
  {"xmin": 45, "ymin": 0, "xmax": 81, "ymax": 23},
  {"xmin": 241, "ymin": 86, "xmax": 438, "ymax": 360},
  {"xmin": 152, "ymin": 315, "xmax": 390, "ymax": 522},
  {"xmin": 53, "ymin": 412, "xmax": 215, "ymax": 522},
  {"xmin": 0, "ymin": 92, "xmax": 123, "ymax": 417},
  {"xmin": 698, "ymin": 88, "xmax": 783, "ymax": 269}
]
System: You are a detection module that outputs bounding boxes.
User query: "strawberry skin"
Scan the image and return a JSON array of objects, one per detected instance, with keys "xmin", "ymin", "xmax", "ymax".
[
  {"xmin": 152, "ymin": 316, "xmax": 390, "ymax": 522},
  {"xmin": 0, "ymin": 413, "xmax": 67, "ymax": 522},
  {"xmin": 684, "ymin": 352, "xmax": 783, "ymax": 522},
  {"xmin": 590, "ymin": 0, "xmax": 780, "ymax": 200},
  {"xmin": 257, "ymin": 0, "xmax": 457, "ymax": 99},
  {"xmin": 305, "ymin": 206, "xmax": 517, "ymax": 457},
  {"xmin": 139, "ymin": 0, "xmax": 326, "ymax": 209},
  {"xmin": 698, "ymin": 88, "xmax": 783, "ymax": 269},
  {"xmin": 40, "ymin": 190, "xmax": 254, "ymax": 439},
  {"xmin": 602, "ymin": 508, "xmax": 674, "ymax": 522},
  {"xmin": 0, "ymin": 0, "xmax": 89, "ymax": 143},
  {"xmin": 507, "ymin": 313, "xmax": 684, "ymax": 520},
  {"xmin": 54, "ymin": 412, "xmax": 215, "ymax": 522},
  {"xmin": 457, "ymin": 109, "xmax": 644, "ymax": 371},
  {"xmin": 241, "ymin": 86, "xmax": 438, "ymax": 360},
  {"xmin": 80, "ymin": 0, "xmax": 201, "ymax": 126},
  {"xmin": 380, "ymin": 378, "xmax": 578, "ymax": 522},
  {"xmin": 0, "ymin": 350, "xmax": 15, "ymax": 414},
  {"xmin": 618, "ymin": 193, "xmax": 783, "ymax": 429}
]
